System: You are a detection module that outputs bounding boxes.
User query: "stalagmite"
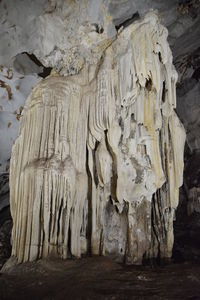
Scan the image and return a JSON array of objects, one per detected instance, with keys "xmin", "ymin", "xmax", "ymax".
[{"xmin": 9, "ymin": 13, "xmax": 186, "ymax": 264}]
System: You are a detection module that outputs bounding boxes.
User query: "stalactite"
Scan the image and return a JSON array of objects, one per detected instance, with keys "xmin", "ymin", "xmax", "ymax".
[{"xmin": 10, "ymin": 13, "xmax": 185, "ymax": 264}]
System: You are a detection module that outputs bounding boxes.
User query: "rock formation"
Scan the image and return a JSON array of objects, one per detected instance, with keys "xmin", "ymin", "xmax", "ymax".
[{"xmin": 9, "ymin": 13, "xmax": 185, "ymax": 264}]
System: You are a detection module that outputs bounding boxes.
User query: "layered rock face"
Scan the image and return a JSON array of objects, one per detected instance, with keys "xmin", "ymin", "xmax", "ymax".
[{"xmin": 10, "ymin": 13, "xmax": 185, "ymax": 264}]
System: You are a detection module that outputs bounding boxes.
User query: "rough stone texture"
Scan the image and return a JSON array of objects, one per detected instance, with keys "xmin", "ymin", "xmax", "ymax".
[
  {"xmin": 0, "ymin": 0, "xmax": 199, "ymax": 70},
  {"xmin": 9, "ymin": 13, "xmax": 185, "ymax": 264}
]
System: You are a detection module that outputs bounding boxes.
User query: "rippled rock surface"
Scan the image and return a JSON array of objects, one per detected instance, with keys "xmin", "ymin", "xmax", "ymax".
[{"xmin": 9, "ymin": 13, "xmax": 185, "ymax": 265}]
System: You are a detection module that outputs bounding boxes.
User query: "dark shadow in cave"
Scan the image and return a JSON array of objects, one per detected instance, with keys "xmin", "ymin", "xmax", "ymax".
[
  {"xmin": 24, "ymin": 53, "xmax": 52, "ymax": 78},
  {"xmin": 115, "ymin": 12, "xmax": 140, "ymax": 31},
  {"xmin": 173, "ymin": 145, "xmax": 200, "ymax": 263}
]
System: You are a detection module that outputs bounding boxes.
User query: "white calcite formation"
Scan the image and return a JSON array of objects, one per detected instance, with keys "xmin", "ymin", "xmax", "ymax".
[
  {"xmin": 0, "ymin": 67, "xmax": 41, "ymax": 174},
  {"xmin": 10, "ymin": 13, "xmax": 186, "ymax": 264}
]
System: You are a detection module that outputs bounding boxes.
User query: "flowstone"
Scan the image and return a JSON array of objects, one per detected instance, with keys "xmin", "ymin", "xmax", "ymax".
[{"xmin": 10, "ymin": 13, "xmax": 185, "ymax": 264}]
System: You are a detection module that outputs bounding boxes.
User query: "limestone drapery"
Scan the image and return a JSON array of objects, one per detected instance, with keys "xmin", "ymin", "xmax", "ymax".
[{"xmin": 10, "ymin": 13, "xmax": 185, "ymax": 264}]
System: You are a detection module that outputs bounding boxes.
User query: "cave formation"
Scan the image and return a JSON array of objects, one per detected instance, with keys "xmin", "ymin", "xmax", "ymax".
[
  {"xmin": 9, "ymin": 13, "xmax": 185, "ymax": 265},
  {"xmin": 0, "ymin": 0, "xmax": 200, "ymax": 298}
]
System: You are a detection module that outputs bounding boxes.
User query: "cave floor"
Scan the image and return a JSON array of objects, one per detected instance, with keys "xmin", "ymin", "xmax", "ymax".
[{"xmin": 0, "ymin": 256, "xmax": 200, "ymax": 300}]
